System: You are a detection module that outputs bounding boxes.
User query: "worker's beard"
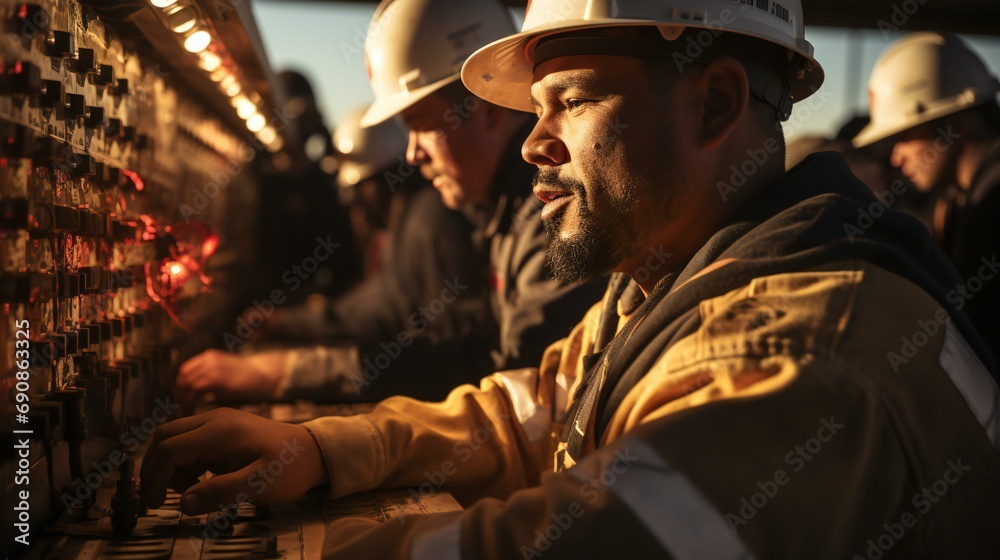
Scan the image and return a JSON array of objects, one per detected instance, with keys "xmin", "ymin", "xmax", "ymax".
[{"xmin": 539, "ymin": 171, "xmax": 641, "ymax": 283}]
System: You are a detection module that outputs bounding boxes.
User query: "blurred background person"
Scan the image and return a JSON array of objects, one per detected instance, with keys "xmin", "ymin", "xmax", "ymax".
[
  {"xmin": 257, "ymin": 69, "xmax": 360, "ymax": 304},
  {"xmin": 786, "ymin": 117, "xmax": 931, "ymax": 228},
  {"xmin": 175, "ymin": 0, "xmax": 608, "ymax": 405},
  {"xmin": 261, "ymin": 105, "xmax": 487, "ymax": 348},
  {"xmin": 177, "ymin": 102, "xmax": 490, "ymax": 403},
  {"xmin": 855, "ymin": 31, "xmax": 1000, "ymax": 360}
]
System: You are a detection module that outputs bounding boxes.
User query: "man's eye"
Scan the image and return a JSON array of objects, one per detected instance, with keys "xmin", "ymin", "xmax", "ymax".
[{"xmin": 565, "ymin": 99, "xmax": 586, "ymax": 110}]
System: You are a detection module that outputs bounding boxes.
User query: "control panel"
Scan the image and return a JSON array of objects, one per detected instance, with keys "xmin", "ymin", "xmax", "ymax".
[{"xmin": 1, "ymin": 0, "xmax": 288, "ymax": 555}]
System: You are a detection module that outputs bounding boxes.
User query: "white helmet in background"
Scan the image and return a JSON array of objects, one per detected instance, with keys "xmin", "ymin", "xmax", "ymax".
[
  {"xmin": 854, "ymin": 32, "xmax": 1000, "ymax": 148},
  {"xmin": 461, "ymin": 0, "xmax": 823, "ymax": 116},
  {"xmin": 361, "ymin": 0, "xmax": 517, "ymax": 127},
  {"xmin": 334, "ymin": 105, "xmax": 407, "ymax": 188}
]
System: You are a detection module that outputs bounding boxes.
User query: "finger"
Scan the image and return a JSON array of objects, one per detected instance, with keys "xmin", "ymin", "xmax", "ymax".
[
  {"xmin": 180, "ymin": 462, "xmax": 262, "ymax": 515},
  {"xmin": 175, "ymin": 373, "xmax": 213, "ymax": 406},
  {"xmin": 178, "ymin": 350, "xmax": 216, "ymax": 377},
  {"xmin": 166, "ymin": 463, "xmax": 211, "ymax": 496},
  {"xmin": 140, "ymin": 423, "xmax": 213, "ymax": 508}
]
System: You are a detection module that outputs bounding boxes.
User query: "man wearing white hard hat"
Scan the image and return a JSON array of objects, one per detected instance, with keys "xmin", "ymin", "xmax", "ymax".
[
  {"xmin": 855, "ymin": 31, "xmax": 1000, "ymax": 361},
  {"xmin": 143, "ymin": 1, "xmax": 1000, "ymax": 557},
  {"xmin": 360, "ymin": 0, "xmax": 609, "ymax": 377},
  {"xmin": 176, "ymin": 0, "xmax": 608, "ymax": 403},
  {"xmin": 175, "ymin": 106, "xmax": 491, "ymax": 403}
]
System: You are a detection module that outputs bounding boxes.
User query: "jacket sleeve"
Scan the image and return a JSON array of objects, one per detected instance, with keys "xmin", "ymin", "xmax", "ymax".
[
  {"xmin": 326, "ymin": 188, "xmax": 485, "ymax": 345},
  {"xmin": 298, "ymin": 301, "xmax": 602, "ymax": 503},
  {"xmin": 314, "ymin": 268, "xmax": 1000, "ymax": 560},
  {"xmin": 300, "ymin": 370, "xmax": 549, "ymax": 506}
]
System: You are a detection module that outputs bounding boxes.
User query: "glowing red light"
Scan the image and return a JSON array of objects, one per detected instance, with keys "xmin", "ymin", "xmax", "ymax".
[
  {"xmin": 122, "ymin": 169, "xmax": 145, "ymax": 192},
  {"xmin": 167, "ymin": 262, "xmax": 184, "ymax": 276}
]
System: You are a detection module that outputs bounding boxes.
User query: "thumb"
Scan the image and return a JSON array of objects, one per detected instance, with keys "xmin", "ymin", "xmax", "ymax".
[{"xmin": 179, "ymin": 463, "xmax": 260, "ymax": 515}]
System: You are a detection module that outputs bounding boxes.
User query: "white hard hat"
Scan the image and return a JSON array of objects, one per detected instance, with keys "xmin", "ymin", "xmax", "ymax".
[
  {"xmin": 335, "ymin": 105, "xmax": 407, "ymax": 188},
  {"xmin": 461, "ymin": 0, "xmax": 823, "ymax": 115},
  {"xmin": 360, "ymin": 0, "xmax": 517, "ymax": 127},
  {"xmin": 854, "ymin": 32, "xmax": 1000, "ymax": 148}
]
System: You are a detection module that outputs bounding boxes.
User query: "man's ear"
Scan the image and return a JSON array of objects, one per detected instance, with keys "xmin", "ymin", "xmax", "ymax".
[{"xmin": 696, "ymin": 57, "xmax": 750, "ymax": 149}]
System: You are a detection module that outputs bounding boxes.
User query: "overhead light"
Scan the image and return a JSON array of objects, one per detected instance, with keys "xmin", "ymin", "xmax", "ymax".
[
  {"xmin": 246, "ymin": 113, "xmax": 266, "ymax": 132},
  {"xmin": 221, "ymin": 74, "xmax": 241, "ymax": 97},
  {"xmin": 210, "ymin": 68, "xmax": 228, "ymax": 83},
  {"xmin": 167, "ymin": 5, "xmax": 197, "ymax": 34},
  {"xmin": 198, "ymin": 51, "xmax": 221, "ymax": 71},
  {"xmin": 184, "ymin": 30, "xmax": 211, "ymax": 53},
  {"xmin": 258, "ymin": 126, "xmax": 277, "ymax": 144},
  {"xmin": 343, "ymin": 168, "xmax": 361, "ymax": 186},
  {"xmin": 150, "ymin": 0, "xmax": 178, "ymax": 7},
  {"xmin": 234, "ymin": 97, "xmax": 256, "ymax": 119}
]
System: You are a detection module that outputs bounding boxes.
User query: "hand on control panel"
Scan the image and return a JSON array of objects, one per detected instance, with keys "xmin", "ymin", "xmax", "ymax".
[
  {"xmin": 174, "ymin": 349, "xmax": 289, "ymax": 404},
  {"xmin": 139, "ymin": 408, "xmax": 328, "ymax": 516}
]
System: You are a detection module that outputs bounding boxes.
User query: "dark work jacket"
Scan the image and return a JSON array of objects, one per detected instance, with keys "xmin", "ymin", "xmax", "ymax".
[
  {"xmin": 937, "ymin": 136, "xmax": 1000, "ymax": 362},
  {"xmin": 325, "ymin": 184, "xmax": 486, "ymax": 345},
  {"xmin": 286, "ymin": 122, "xmax": 608, "ymax": 401}
]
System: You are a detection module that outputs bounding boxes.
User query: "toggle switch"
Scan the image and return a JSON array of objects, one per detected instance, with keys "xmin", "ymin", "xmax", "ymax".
[
  {"xmin": 94, "ymin": 64, "xmax": 114, "ymax": 86},
  {"xmin": 72, "ymin": 47, "xmax": 96, "ymax": 74},
  {"xmin": 39, "ymin": 79, "xmax": 63, "ymax": 108},
  {"xmin": 45, "ymin": 30, "xmax": 74, "ymax": 58},
  {"xmin": 84, "ymin": 106, "xmax": 104, "ymax": 129},
  {"xmin": 62, "ymin": 93, "xmax": 85, "ymax": 120},
  {"xmin": 3, "ymin": 61, "xmax": 41, "ymax": 97}
]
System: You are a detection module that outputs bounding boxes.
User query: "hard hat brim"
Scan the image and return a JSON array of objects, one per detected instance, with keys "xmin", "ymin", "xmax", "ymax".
[
  {"xmin": 461, "ymin": 20, "xmax": 824, "ymax": 114},
  {"xmin": 853, "ymin": 93, "xmax": 997, "ymax": 148},
  {"xmin": 360, "ymin": 73, "xmax": 463, "ymax": 128}
]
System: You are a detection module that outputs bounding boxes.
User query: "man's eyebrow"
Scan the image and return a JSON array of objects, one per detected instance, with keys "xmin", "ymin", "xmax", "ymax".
[
  {"xmin": 549, "ymin": 74, "xmax": 600, "ymax": 96},
  {"xmin": 401, "ymin": 111, "xmax": 427, "ymax": 127},
  {"xmin": 530, "ymin": 74, "xmax": 602, "ymax": 108}
]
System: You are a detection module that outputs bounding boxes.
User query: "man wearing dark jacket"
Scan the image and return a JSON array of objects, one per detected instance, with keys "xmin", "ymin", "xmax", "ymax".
[
  {"xmin": 145, "ymin": 1, "xmax": 1000, "ymax": 557},
  {"xmin": 251, "ymin": 105, "xmax": 487, "ymax": 349},
  {"xmin": 854, "ymin": 32, "xmax": 1000, "ymax": 360},
  {"xmin": 175, "ymin": 0, "xmax": 607, "ymax": 403}
]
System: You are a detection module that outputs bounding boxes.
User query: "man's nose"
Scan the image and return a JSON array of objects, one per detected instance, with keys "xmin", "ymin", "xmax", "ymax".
[{"xmin": 406, "ymin": 130, "xmax": 427, "ymax": 166}]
